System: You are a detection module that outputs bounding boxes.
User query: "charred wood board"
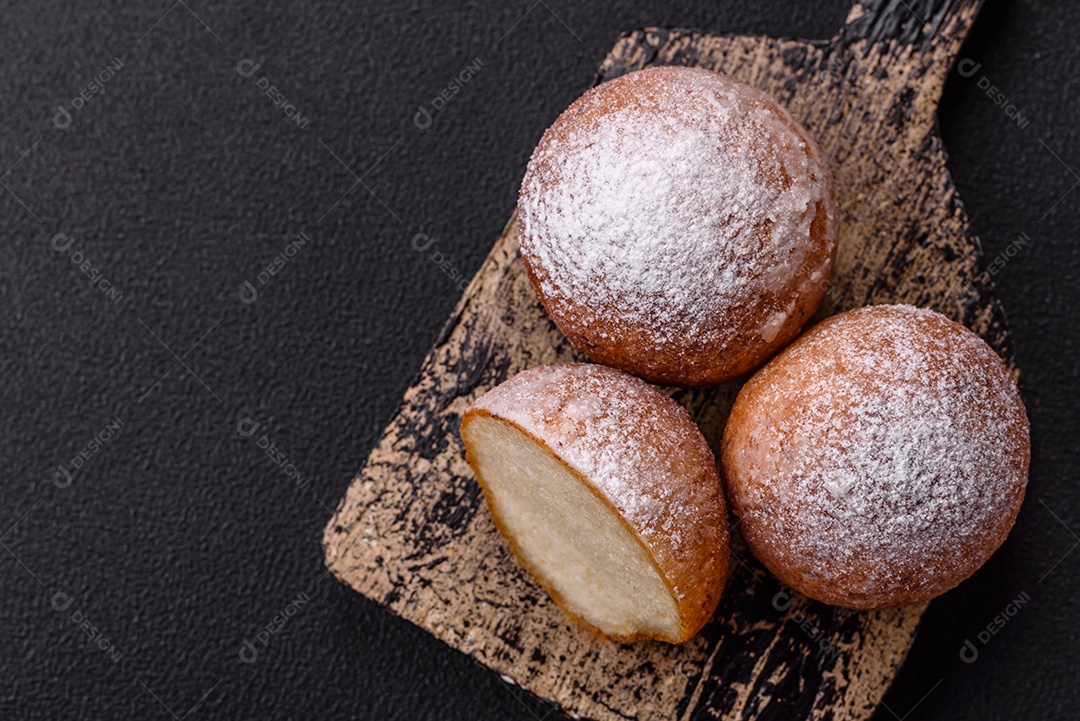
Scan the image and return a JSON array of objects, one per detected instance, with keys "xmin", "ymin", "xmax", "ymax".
[{"xmin": 324, "ymin": 1, "xmax": 1015, "ymax": 719}]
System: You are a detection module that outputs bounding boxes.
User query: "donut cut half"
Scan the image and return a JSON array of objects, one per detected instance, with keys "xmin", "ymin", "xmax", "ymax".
[{"xmin": 461, "ymin": 364, "xmax": 729, "ymax": 643}]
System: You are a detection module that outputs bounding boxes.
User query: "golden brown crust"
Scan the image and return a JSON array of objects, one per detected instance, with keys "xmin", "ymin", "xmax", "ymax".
[
  {"xmin": 518, "ymin": 66, "xmax": 839, "ymax": 387},
  {"xmin": 462, "ymin": 364, "xmax": 729, "ymax": 642},
  {"xmin": 721, "ymin": 305, "xmax": 1030, "ymax": 609}
]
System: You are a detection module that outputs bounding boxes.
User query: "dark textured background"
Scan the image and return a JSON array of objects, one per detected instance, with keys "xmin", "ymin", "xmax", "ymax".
[{"xmin": 1, "ymin": 1, "xmax": 1077, "ymax": 719}]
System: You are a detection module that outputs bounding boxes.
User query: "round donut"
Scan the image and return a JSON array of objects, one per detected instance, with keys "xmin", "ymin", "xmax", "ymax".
[
  {"xmin": 721, "ymin": 304, "xmax": 1030, "ymax": 609},
  {"xmin": 518, "ymin": 65, "xmax": 839, "ymax": 387},
  {"xmin": 461, "ymin": 363, "xmax": 729, "ymax": 643}
]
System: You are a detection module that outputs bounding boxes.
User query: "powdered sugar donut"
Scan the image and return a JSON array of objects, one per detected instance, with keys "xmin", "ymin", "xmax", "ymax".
[
  {"xmin": 518, "ymin": 66, "xmax": 839, "ymax": 387},
  {"xmin": 461, "ymin": 363, "xmax": 729, "ymax": 643},
  {"xmin": 721, "ymin": 305, "xmax": 1030, "ymax": 609}
]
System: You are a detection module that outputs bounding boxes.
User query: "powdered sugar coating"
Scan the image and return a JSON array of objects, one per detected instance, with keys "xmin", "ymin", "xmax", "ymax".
[
  {"xmin": 468, "ymin": 363, "xmax": 728, "ymax": 617},
  {"xmin": 722, "ymin": 305, "xmax": 1030, "ymax": 609},
  {"xmin": 518, "ymin": 66, "xmax": 839, "ymax": 386}
]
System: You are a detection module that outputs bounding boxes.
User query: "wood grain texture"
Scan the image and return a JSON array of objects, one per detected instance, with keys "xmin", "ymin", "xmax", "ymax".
[{"xmin": 324, "ymin": 1, "xmax": 1013, "ymax": 719}]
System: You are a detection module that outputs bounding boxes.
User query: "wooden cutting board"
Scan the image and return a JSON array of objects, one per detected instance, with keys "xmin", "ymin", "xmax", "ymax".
[{"xmin": 324, "ymin": 1, "xmax": 1015, "ymax": 719}]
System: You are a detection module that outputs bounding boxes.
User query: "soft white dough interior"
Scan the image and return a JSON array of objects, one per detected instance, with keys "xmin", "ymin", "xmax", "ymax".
[{"xmin": 465, "ymin": 415, "xmax": 680, "ymax": 639}]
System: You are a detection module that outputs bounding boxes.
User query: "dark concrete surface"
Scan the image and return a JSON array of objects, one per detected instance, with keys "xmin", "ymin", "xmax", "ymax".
[{"xmin": 0, "ymin": 1, "xmax": 1076, "ymax": 719}]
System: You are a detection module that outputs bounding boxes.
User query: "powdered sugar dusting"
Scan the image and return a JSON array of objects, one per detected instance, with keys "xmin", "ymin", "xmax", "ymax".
[
  {"xmin": 519, "ymin": 66, "xmax": 835, "ymax": 350},
  {"xmin": 726, "ymin": 305, "xmax": 1030, "ymax": 604}
]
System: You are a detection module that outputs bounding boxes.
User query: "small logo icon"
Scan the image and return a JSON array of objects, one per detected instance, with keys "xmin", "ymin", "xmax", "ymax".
[
  {"xmin": 51, "ymin": 233, "xmax": 75, "ymax": 252},
  {"xmin": 53, "ymin": 106, "xmax": 73, "ymax": 130},
  {"xmin": 239, "ymin": 639, "xmax": 258, "ymax": 664},
  {"xmin": 239, "ymin": 281, "xmax": 258, "ymax": 304},
  {"xmin": 771, "ymin": 591, "xmax": 795, "ymax": 611},
  {"xmin": 237, "ymin": 417, "xmax": 261, "ymax": 437},
  {"xmin": 236, "ymin": 59, "xmax": 262, "ymax": 78},
  {"xmin": 51, "ymin": 592, "xmax": 74, "ymax": 612},
  {"xmin": 956, "ymin": 59, "xmax": 982, "ymax": 78},
  {"xmin": 52, "ymin": 465, "xmax": 73, "ymax": 488},
  {"xmin": 413, "ymin": 106, "xmax": 432, "ymax": 130}
]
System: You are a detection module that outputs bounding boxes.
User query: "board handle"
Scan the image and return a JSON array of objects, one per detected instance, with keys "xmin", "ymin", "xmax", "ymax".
[{"xmin": 836, "ymin": 0, "xmax": 983, "ymax": 88}]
